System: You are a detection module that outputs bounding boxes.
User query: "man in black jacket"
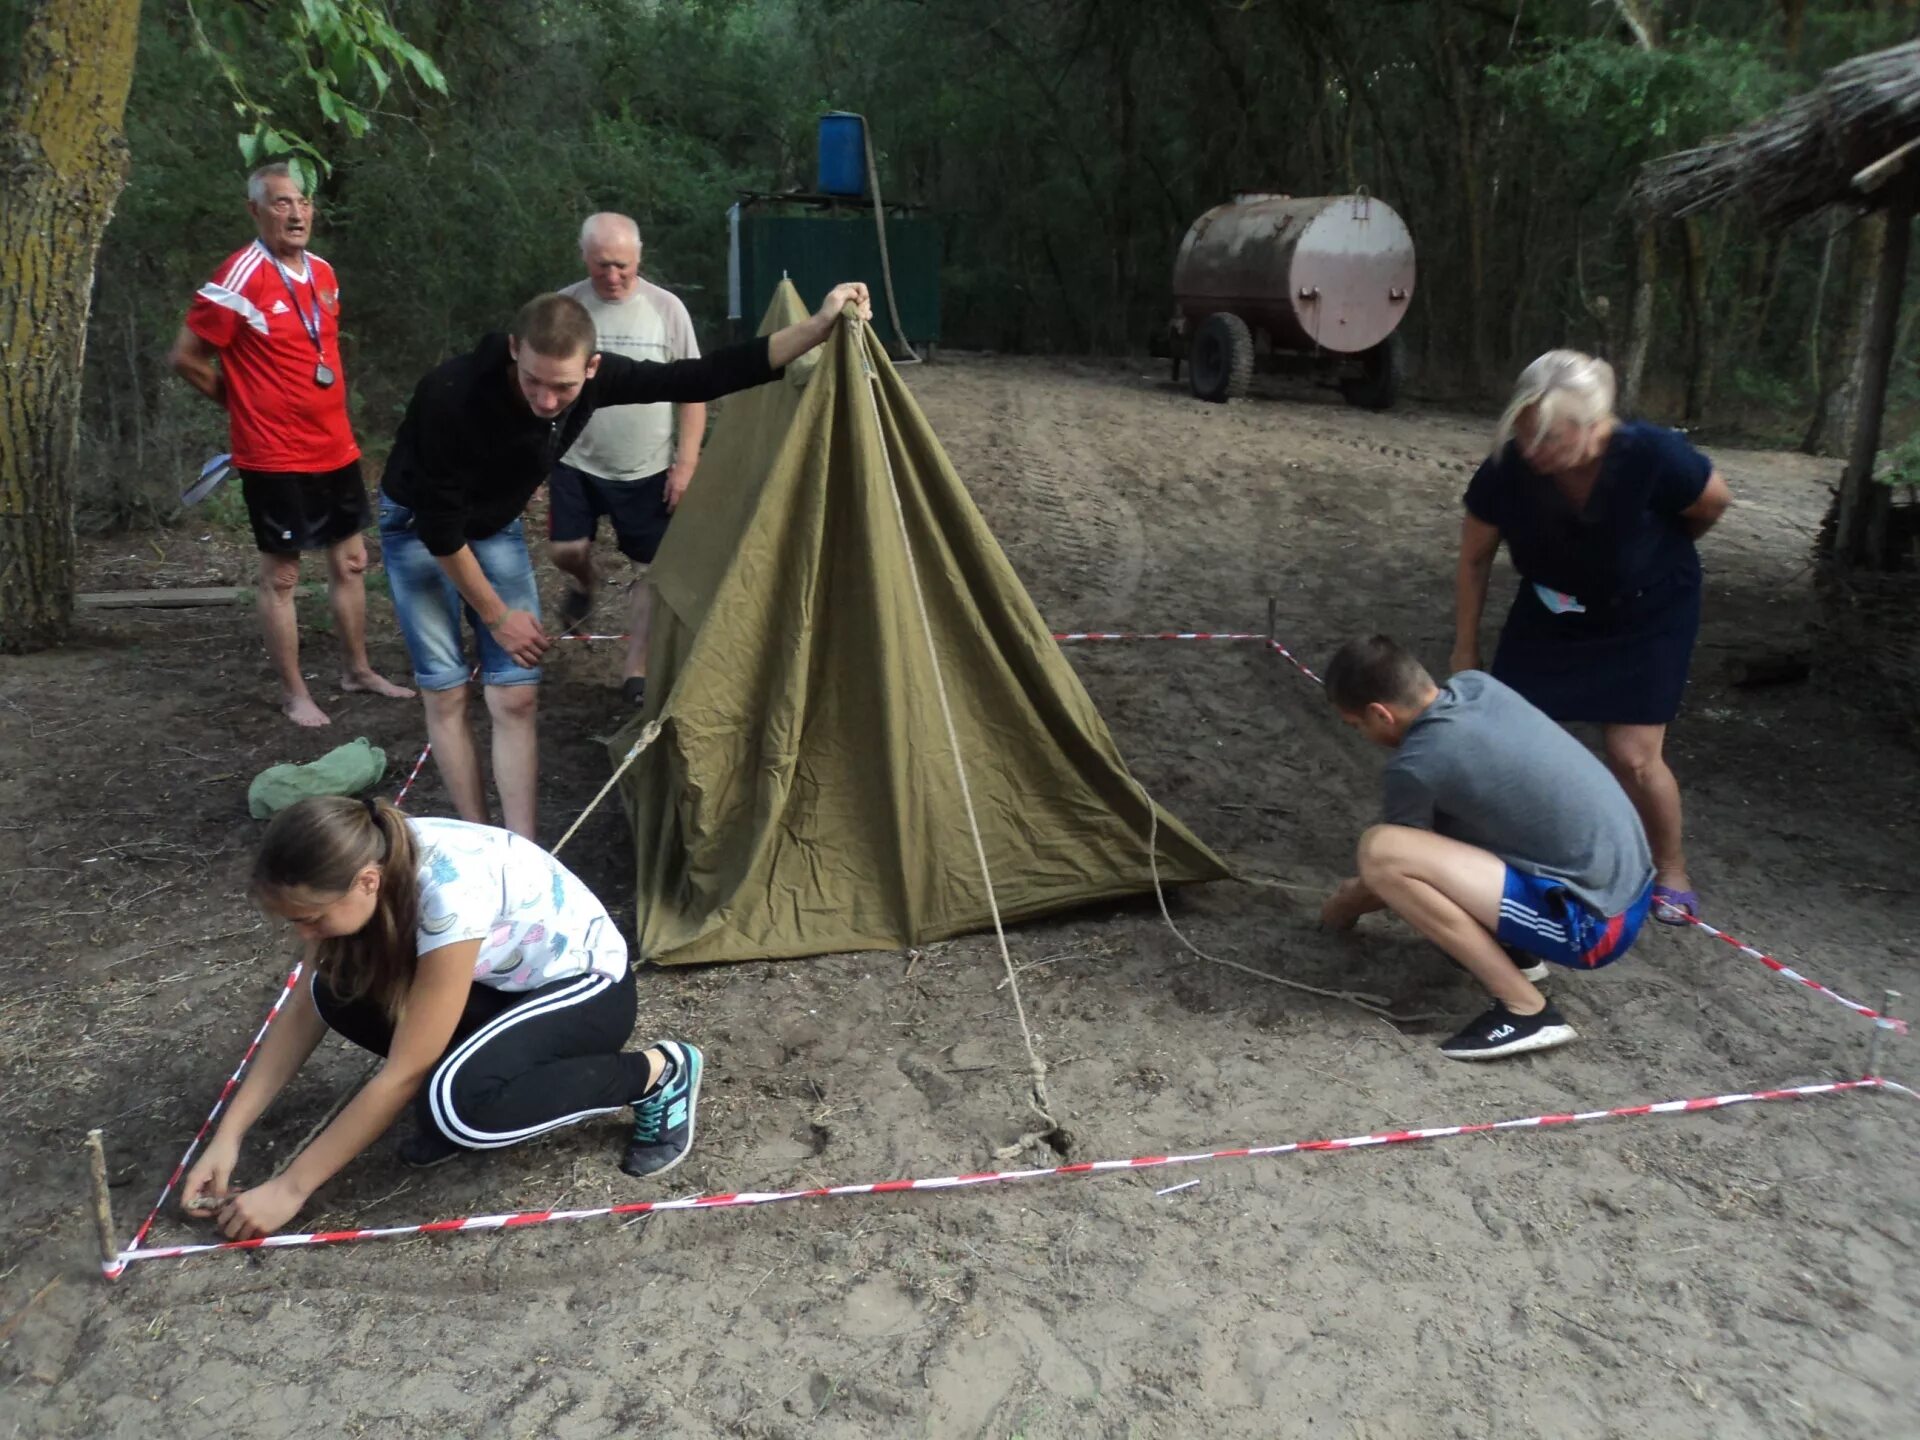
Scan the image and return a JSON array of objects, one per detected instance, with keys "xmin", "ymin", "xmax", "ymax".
[{"xmin": 378, "ymin": 281, "xmax": 870, "ymax": 838}]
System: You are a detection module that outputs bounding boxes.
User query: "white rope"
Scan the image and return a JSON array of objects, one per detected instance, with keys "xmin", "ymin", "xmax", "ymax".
[
  {"xmin": 1124, "ymin": 769, "xmax": 1447, "ymax": 1026},
  {"xmin": 552, "ymin": 719, "xmax": 663, "ymax": 860},
  {"xmin": 853, "ymin": 320, "xmax": 1053, "ymax": 1149}
]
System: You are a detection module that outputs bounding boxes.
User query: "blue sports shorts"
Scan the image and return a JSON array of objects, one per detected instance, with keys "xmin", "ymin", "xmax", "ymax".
[{"xmin": 1497, "ymin": 869, "xmax": 1653, "ymax": 970}]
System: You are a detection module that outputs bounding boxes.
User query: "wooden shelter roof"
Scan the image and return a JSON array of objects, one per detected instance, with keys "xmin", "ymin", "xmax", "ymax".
[{"xmin": 1632, "ymin": 41, "xmax": 1920, "ymax": 224}]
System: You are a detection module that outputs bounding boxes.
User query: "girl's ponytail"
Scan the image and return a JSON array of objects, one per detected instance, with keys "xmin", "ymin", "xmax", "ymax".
[{"xmin": 253, "ymin": 795, "xmax": 422, "ymax": 1017}]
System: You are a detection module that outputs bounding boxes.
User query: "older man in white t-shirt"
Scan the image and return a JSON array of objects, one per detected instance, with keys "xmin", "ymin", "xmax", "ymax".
[{"xmin": 546, "ymin": 212, "xmax": 705, "ymax": 706}]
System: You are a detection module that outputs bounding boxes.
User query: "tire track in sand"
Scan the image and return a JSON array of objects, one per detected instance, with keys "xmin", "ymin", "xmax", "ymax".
[{"xmin": 971, "ymin": 371, "xmax": 1146, "ymax": 623}]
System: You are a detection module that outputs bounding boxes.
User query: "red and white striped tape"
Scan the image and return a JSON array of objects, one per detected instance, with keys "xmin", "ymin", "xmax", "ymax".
[
  {"xmin": 1053, "ymin": 631, "xmax": 1268, "ymax": 643},
  {"xmin": 1681, "ymin": 913, "xmax": 1907, "ymax": 1033},
  {"xmin": 391, "ymin": 666, "xmax": 479, "ymax": 809},
  {"xmin": 1043, "ymin": 626, "xmax": 1324, "ymax": 683},
  {"xmin": 392, "ymin": 742, "xmax": 433, "ymax": 808},
  {"xmin": 1264, "ymin": 636, "xmax": 1325, "ymax": 684},
  {"xmin": 109, "ymin": 1077, "xmax": 1904, "ymax": 1272},
  {"xmin": 116, "ymin": 964, "xmax": 308, "ymax": 1279},
  {"xmin": 551, "ymin": 633, "xmax": 633, "ymax": 643},
  {"xmin": 159, "ymin": 616, "xmax": 1896, "ymax": 1283},
  {"xmin": 1252, "ymin": 617, "xmax": 1903, "ymax": 1037}
]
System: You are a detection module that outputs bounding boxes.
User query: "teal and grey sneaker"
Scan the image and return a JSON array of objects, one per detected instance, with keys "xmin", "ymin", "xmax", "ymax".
[{"xmin": 622, "ymin": 1041, "xmax": 704, "ymax": 1178}]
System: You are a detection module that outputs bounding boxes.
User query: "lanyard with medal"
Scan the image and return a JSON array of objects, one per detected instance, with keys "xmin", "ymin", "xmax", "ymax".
[{"xmin": 260, "ymin": 241, "xmax": 335, "ymax": 388}]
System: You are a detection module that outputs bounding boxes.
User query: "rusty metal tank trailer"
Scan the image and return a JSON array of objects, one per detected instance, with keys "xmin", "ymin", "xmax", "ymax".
[{"xmin": 1166, "ymin": 192, "xmax": 1416, "ymax": 409}]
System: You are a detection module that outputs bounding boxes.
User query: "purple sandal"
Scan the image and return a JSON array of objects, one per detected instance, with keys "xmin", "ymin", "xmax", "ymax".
[{"xmin": 1652, "ymin": 885, "xmax": 1700, "ymax": 926}]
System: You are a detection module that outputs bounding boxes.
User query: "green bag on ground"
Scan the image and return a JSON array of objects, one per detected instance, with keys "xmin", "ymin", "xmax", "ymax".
[{"xmin": 248, "ymin": 737, "xmax": 389, "ymax": 819}]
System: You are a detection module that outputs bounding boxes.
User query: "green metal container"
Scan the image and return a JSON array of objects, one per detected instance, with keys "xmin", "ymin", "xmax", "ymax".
[{"xmin": 735, "ymin": 210, "xmax": 941, "ymax": 349}]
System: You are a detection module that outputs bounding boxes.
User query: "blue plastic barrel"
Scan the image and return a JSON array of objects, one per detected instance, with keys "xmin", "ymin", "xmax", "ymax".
[{"xmin": 817, "ymin": 112, "xmax": 867, "ymax": 198}]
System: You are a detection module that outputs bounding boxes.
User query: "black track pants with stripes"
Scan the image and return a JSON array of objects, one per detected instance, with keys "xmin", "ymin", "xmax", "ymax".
[{"xmin": 312, "ymin": 966, "xmax": 651, "ymax": 1150}]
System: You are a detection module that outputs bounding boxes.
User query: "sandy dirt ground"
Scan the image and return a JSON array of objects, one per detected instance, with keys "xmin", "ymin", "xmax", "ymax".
[{"xmin": 1, "ymin": 357, "xmax": 1916, "ymax": 1439}]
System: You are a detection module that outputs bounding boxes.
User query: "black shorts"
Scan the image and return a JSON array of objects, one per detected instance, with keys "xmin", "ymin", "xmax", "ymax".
[
  {"xmin": 547, "ymin": 462, "xmax": 673, "ymax": 565},
  {"xmin": 237, "ymin": 460, "xmax": 371, "ymax": 554}
]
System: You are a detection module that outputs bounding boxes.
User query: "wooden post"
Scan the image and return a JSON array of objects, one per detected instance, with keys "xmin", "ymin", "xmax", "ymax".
[
  {"xmin": 1835, "ymin": 187, "xmax": 1913, "ymax": 569},
  {"xmin": 1866, "ymin": 990, "xmax": 1901, "ymax": 1079},
  {"xmin": 85, "ymin": 1129, "xmax": 123, "ymax": 1278}
]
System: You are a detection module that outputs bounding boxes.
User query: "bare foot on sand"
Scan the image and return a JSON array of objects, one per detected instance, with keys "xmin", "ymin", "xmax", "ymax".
[
  {"xmin": 341, "ymin": 668, "xmax": 417, "ymax": 700},
  {"xmin": 283, "ymin": 693, "xmax": 331, "ymax": 727}
]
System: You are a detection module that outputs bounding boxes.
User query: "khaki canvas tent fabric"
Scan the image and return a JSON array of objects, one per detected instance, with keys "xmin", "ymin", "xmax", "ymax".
[{"xmin": 612, "ymin": 280, "xmax": 1229, "ymax": 965}]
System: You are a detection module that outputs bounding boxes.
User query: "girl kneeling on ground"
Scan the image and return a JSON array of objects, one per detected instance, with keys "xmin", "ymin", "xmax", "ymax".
[{"xmin": 181, "ymin": 796, "xmax": 701, "ymax": 1240}]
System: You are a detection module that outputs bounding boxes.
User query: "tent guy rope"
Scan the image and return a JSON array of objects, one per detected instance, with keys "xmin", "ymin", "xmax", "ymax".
[
  {"xmin": 96, "ymin": 422, "xmax": 1909, "ymax": 1281},
  {"xmin": 1250, "ymin": 603, "xmax": 1908, "ymax": 1037},
  {"xmin": 1126, "ymin": 771, "xmax": 1448, "ymax": 1027},
  {"xmin": 854, "ymin": 315, "xmax": 1057, "ymax": 1154}
]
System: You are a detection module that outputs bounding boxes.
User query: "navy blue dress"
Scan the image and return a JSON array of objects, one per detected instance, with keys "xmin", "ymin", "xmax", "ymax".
[{"xmin": 1464, "ymin": 421, "xmax": 1712, "ymax": 726}]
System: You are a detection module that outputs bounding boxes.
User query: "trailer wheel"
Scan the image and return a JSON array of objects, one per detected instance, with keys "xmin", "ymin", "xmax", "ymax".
[
  {"xmin": 1189, "ymin": 313, "xmax": 1254, "ymax": 404},
  {"xmin": 1341, "ymin": 333, "xmax": 1404, "ymax": 410}
]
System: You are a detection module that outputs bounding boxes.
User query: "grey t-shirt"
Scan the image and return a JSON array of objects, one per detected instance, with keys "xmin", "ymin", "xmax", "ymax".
[
  {"xmin": 557, "ymin": 276, "xmax": 701, "ymax": 482},
  {"xmin": 1382, "ymin": 671, "xmax": 1653, "ymax": 916}
]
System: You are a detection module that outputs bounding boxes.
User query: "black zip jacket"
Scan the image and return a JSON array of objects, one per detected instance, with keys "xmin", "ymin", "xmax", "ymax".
[{"xmin": 380, "ymin": 331, "xmax": 778, "ymax": 556}]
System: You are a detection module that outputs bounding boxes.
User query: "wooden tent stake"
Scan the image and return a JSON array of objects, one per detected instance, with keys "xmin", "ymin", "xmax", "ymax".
[{"xmin": 85, "ymin": 1129, "xmax": 120, "ymax": 1276}]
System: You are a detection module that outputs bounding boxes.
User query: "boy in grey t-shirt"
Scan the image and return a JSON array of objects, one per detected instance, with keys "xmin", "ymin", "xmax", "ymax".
[{"xmin": 1319, "ymin": 635, "xmax": 1655, "ymax": 1060}]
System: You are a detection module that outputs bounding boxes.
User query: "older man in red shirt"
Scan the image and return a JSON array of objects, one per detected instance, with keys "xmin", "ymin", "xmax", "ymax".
[{"xmin": 168, "ymin": 163, "xmax": 412, "ymax": 727}]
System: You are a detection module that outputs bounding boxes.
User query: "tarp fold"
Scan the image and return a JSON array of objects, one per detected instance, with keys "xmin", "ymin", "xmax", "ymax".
[{"xmin": 613, "ymin": 282, "xmax": 1227, "ymax": 964}]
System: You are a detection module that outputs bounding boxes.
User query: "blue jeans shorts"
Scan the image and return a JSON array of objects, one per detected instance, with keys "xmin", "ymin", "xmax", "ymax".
[
  {"xmin": 378, "ymin": 493, "xmax": 542, "ymax": 691},
  {"xmin": 1497, "ymin": 869, "xmax": 1653, "ymax": 970}
]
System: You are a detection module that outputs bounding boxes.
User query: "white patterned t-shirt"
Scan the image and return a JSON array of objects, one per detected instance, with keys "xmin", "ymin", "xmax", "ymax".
[{"xmin": 408, "ymin": 817, "xmax": 628, "ymax": 990}]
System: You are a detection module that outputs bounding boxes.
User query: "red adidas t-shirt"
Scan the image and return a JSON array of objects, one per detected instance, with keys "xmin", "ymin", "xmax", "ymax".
[{"xmin": 186, "ymin": 241, "xmax": 360, "ymax": 473}]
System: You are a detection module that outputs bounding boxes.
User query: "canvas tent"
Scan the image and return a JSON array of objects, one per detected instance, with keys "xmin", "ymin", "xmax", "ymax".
[{"xmin": 611, "ymin": 281, "xmax": 1229, "ymax": 965}]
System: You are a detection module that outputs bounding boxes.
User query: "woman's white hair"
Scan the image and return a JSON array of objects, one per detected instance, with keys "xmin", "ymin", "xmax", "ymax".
[{"xmin": 1493, "ymin": 349, "xmax": 1617, "ymax": 454}]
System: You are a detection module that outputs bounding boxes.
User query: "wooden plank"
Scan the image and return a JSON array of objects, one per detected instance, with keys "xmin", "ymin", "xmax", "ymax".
[
  {"xmin": 1854, "ymin": 135, "xmax": 1920, "ymax": 196},
  {"xmin": 75, "ymin": 585, "xmax": 309, "ymax": 610}
]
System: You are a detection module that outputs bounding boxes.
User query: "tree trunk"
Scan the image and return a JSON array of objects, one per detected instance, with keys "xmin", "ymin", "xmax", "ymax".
[
  {"xmin": 1507, "ymin": 188, "xmax": 1541, "ymax": 371},
  {"xmin": 1800, "ymin": 213, "xmax": 1841, "ymax": 453},
  {"xmin": 0, "ymin": 0, "xmax": 141, "ymax": 653},
  {"xmin": 1440, "ymin": 28, "xmax": 1490, "ymax": 389},
  {"xmin": 1741, "ymin": 230, "xmax": 1787, "ymax": 357},
  {"xmin": 1834, "ymin": 194, "xmax": 1912, "ymax": 571},
  {"xmin": 1110, "ymin": 18, "xmax": 1138, "ymax": 354},
  {"xmin": 1574, "ymin": 216, "xmax": 1618, "ymax": 359},
  {"xmin": 1779, "ymin": 0, "xmax": 1807, "ymax": 63},
  {"xmin": 1681, "ymin": 216, "xmax": 1713, "ymax": 422},
  {"xmin": 1621, "ymin": 223, "xmax": 1658, "ymax": 414},
  {"xmin": 1808, "ymin": 212, "xmax": 1886, "ymax": 458},
  {"xmin": 1612, "ymin": 0, "xmax": 1660, "ymax": 415}
]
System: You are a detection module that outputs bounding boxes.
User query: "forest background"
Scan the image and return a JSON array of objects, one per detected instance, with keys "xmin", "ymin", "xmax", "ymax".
[{"xmin": 5, "ymin": 0, "xmax": 1919, "ymax": 534}]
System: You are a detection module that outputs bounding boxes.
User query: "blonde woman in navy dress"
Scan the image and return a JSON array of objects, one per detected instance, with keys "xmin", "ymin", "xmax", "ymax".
[{"xmin": 1451, "ymin": 352, "xmax": 1733, "ymax": 923}]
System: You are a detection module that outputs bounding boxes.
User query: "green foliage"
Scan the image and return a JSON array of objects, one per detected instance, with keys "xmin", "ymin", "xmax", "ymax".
[
  {"xmin": 183, "ymin": 0, "xmax": 448, "ymax": 194},
  {"xmin": 198, "ymin": 478, "xmax": 251, "ymax": 537},
  {"xmin": 71, "ymin": 0, "xmax": 1918, "ymax": 535},
  {"xmin": 1492, "ymin": 33, "xmax": 1787, "ymax": 153},
  {"xmin": 1877, "ymin": 432, "xmax": 1920, "ymax": 490}
]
